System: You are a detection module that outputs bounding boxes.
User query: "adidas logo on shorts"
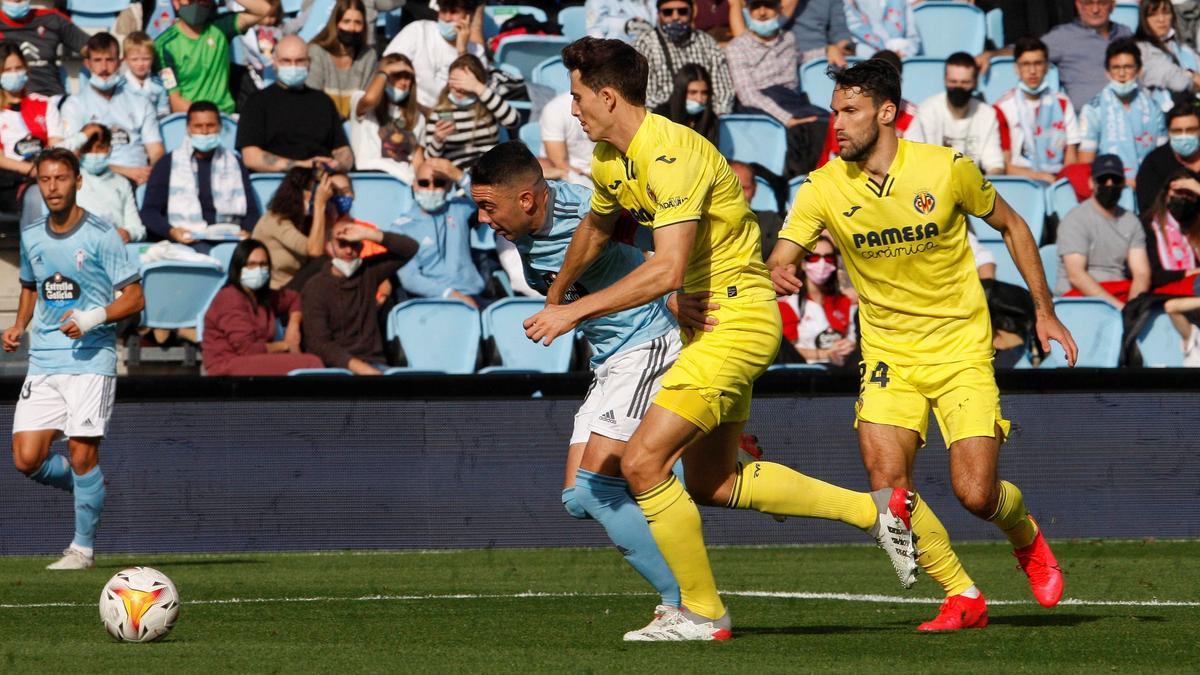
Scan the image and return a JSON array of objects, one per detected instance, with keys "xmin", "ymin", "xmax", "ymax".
[{"xmin": 599, "ymin": 410, "xmax": 617, "ymax": 424}]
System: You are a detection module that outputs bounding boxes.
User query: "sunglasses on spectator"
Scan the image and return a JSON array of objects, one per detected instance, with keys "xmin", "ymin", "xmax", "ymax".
[
  {"xmin": 805, "ymin": 254, "xmax": 837, "ymax": 264},
  {"xmin": 417, "ymin": 178, "xmax": 450, "ymax": 188},
  {"xmin": 1095, "ymin": 175, "xmax": 1124, "ymax": 186},
  {"xmin": 659, "ymin": 7, "xmax": 691, "ymax": 17},
  {"xmin": 391, "ymin": 71, "xmax": 415, "ymax": 81}
]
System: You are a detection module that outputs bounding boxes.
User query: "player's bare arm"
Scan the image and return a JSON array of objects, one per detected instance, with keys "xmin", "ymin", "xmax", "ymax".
[
  {"xmin": 983, "ymin": 196, "xmax": 1078, "ymax": 366},
  {"xmin": 765, "ymin": 238, "xmax": 810, "ymax": 296},
  {"xmin": 545, "ymin": 209, "xmax": 619, "ymax": 304},
  {"xmin": 59, "ymin": 282, "xmax": 145, "ymax": 340},
  {"xmin": 2, "ymin": 286, "xmax": 38, "ymax": 352},
  {"xmin": 526, "ymin": 220, "xmax": 696, "ymax": 345}
]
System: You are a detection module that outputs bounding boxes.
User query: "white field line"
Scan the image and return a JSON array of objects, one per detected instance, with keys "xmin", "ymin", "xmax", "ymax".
[{"xmin": 1, "ymin": 590, "xmax": 1197, "ymax": 611}]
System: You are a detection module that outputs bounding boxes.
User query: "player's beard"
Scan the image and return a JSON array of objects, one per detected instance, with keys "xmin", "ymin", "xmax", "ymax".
[{"xmin": 840, "ymin": 122, "xmax": 880, "ymax": 163}]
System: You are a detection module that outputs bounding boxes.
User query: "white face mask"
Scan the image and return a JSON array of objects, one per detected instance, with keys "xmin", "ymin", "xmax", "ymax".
[
  {"xmin": 240, "ymin": 266, "xmax": 269, "ymax": 290},
  {"xmin": 331, "ymin": 257, "xmax": 362, "ymax": 277}
]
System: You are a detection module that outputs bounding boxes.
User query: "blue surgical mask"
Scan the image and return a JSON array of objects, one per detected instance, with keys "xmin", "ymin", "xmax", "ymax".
[
  {"xmin": 437, "ymin": 19, "xmax": 458, "ymax": 41},
  {"xmin": 745, "ymin": 12, "xmax": 780, "ymax": 38},
  {"xmin": 333, "ymin": 194, "xmax": 354, "ymax": 216},
  {"xmin": 89, "ymin": 73, "xmax": 125, "ymax": 92},
  {"xmin": 0, "ymin": 70, "xmax": 26, "ymax": 93},
  {"xmin": 1018, "ymin": 80, "xmax": 1048, "ymax": 97},
  {"xmin": 2, "ymin": 1, "xmax": 30, "ymax": 20},
  {"xmin": 277, "ymin": 65, "xmax": 308, "ymax": 88},
  {"xmin": 448, "ymin": 92, "xmax": 477, "ymax": 108},
  {"xmin": 190, "ymin": 132, "xmax": 220, "ymax": 153},
  {"xmin": 1171, "ymin": 134, "xmax": 1200, "ymax": 158},
  {"xmin": 80, "ymin": 153, "xmax": 110, "ymax": 176},
  {"xmin": 685, "ymin": 99, "xmax": 705, "ymax": 116},
  {"xmin": 414, "ymin": 189, "xmax": 447, "ymax": 213},
  {"xmin": 240, "ymin": 266, "xmax": 270, "ymax": 290},
  {"xmin": 386, "ymin": 84, "xmax": 409, "ymax": 103},
  {"xmin": 1109, "ymin": 79, "xmax": 1138, "ymax": 98}
]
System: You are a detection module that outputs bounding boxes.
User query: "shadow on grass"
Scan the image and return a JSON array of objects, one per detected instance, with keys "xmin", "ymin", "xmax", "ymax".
[
  {"xmin": 97, "ymin": 558, "xmax": 264, "ymax": 569},
  {"xmin": 987, "ymin": 613, "xmax": 1107, "ymax": 627},
  {"xmin": 736, "ymin": 624, "xmax": 893, "ymax": 636}
]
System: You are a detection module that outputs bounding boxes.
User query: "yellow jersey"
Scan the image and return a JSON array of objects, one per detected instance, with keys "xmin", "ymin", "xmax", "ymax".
[
  {"xmin": 589, "ymin": 112, "xmax": 774, "ymax": 302},
  {"xmin": 780, "ymin": 140, "xmax": 996, "ymax": 365}
]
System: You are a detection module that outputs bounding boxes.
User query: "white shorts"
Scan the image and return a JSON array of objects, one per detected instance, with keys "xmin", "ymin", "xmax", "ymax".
[
  {"xmin": 13, "ymin": 373, "xmax": 116, "ymax": 439},
  {"xmin": 570, "ymin": 332, "xmax": 682, "ymax": 445}
]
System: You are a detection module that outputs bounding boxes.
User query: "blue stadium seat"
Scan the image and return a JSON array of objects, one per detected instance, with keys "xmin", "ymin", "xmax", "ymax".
[
  {"xmin": 67, "ymin": 0, "xmax": 129, "ymax": 30},
  {"xmin": 900, "ymin": 57, "xmax": 948, "ymax": 105},
  {"xmin": 518, "ymin": 121, "xmax": 543, "ymax": 155},
  {"xmin": 982, "ymin": 56, "xmax": 1061, "ymax": 103},
  {"xmin": 718, "ymin": 114, "xmax": 787, "ymax": 176},
  {"xmin": 558, "ymin": 5, "xmax": 588, "ymax": 41},
  {"xmin": 209, "ymin": 242, "xmax": 238, "ymax": 271},
  {"xmin": 1040, "ymin": 243, "xmax": 1058, "ymax": 292},
  {"xmin": 282, "ymin": 0, "xmax": 303, "ymax": 14},
  {"xmin": 1112, "ymin": 2, "xmax": 1139, "ymax": 32},
  {"xmin": 480, "ymin": 298, "xmax": 574, "ymax": 373},
  {"xmin": 750, "ymin": 175, "xmax": 777, "ymax": 213},
  {"xmin": 495, "ymin": 36, "xmax": 572, "ymax": 82},
  {"xmin": 471, "ymin": 222, "xmax": 497, "ymax": 251},
  {"xmin": 140, "ymin": 261, "xmax": 226, "ymax": 330},
  {"xmin": 298, "ymin": 0, "xmax": 336, "ymax": 41},
  {"xmin": 985, "ymin": 7, "xmax": 1003, "ymax": 48},
  {"xmin": 913, "ymin": 2, "xmax": 986, "ymax": 56},
  {"xmin": 288, "ymin": 368, "xmax": 354, "ymax": 376},
  {"xmin": 160, "ymin": 112, "xmax": 238, "ymax": 154},
  {"xmin": 1136, "ymin": 311, "xmax": 1185, "ymax": 367},
  {"xmin": 971, "ymin": 176, "xmax": 1045, "ymax": 243},
  {"xmin": 348, "ymin": 172, "xmax": 413, "ymax": 228},
  {"xmin": 378, "ymin": 7, "xmax": 404, "ymax": 40},
  {"xmin": 766, "ymin": 363, "xmax": 828, "ymax": 372},
  {"xmin": 249, "ymin": 173, "xmax": 284, "ymax": 212},
  {"xmin": 531, "ymin": 56, "xmax": 571, "ymax": 95},
  {"xmin": 1047, "ymin": 177, "xmax": 1078, "ymax": 219},
  {"xmin": 485, "ymin": 5, "xmax": 548, "ymax": 25},
  {"xmin": 386, "ymin": 299, "xmax": 481, "ymax": 374},
  {"xmin": 1040, "ymin": 298, "xmax": 1123, "ymax": 368},
  {"xmin": 1120, "ymin": 184, "xmax": 1137, "ymax": 214},
  {"xmin": 799, "ymin": 57, "xmax": 863, "ymax": 111},
  {"xmin": 788, "ymin": 174, "xmax": 808, "ymax": 207},
  {"xmin": 982, "ymin": 241, "xmax": 1025, "ymax": 288}
]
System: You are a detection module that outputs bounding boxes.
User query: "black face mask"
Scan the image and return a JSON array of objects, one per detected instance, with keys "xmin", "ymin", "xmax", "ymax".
[
  {"xmin": 1168, "ymin": 197, "xmax": 1200, "ymax": 224},
  {"xmin": 337, "ymin": 29, "xmax": 363, "ymax": 47},
  {"xmin": 1095, "ymin": 183, "xmax": 1124, "ymax": 210},
  {"xmin": 946, "ymin": 87, "xmax": 973, "ymax": 108}
]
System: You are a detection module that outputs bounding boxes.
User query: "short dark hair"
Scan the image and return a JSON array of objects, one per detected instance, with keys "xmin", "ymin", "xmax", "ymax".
[
  {"xmin": 1013, "ymin": 37, "xmax": 1048, "ymax": 61},
  {"xmin": 832, "ymin": 58, "xmax": 901, "ymax": 109},
  {"xmin": 85, "ymin": 32, "xmax": 121, "ymax": 57},
  {"xmin": 36, "ymin": 148, "xmax": 80, "ymax": 176},
  {"xmin": 81, "ymin": 124, "xmax": 113, "ymax": 154},
  {"xmin": 869, "ymin": 49, "xmax": 902, "ymax": 76},
  {"xmin": 561, "ymin": 37, "xmax": 648, "ymax": 107},
  {"xmin": 1167, "ymin": 100, "xmax": 1200, "ymax": 126},
  {"xmin": 438, "ymin": 0, "xmax": 479, "ymax": 13},
  {"xmin": 470, "ymin": 141, "xmax": 544, "ymax": 188},
  {"xmin": 944, "ymin": 51, "xmax": 979, "ymax": 77},
  {"xmin": 1106, "ymin": 38, "xmax": 1142, "ymax": 70},
  {"xmin": 187, "ymin": 100, "xmax": 221, "ymax": 123}
]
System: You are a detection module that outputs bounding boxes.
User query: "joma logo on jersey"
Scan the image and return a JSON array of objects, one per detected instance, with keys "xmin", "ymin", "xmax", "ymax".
[
  {"xmin": 913, "ymin": 191, "xmax": 936, "ymax": 214},
  {"xmin": 851, "ymin": 223, "xmax": 939, "ymax": 249},
  {"xmin": 629, "ymin": 207, "xmax": 654, "ymax": 224},
  {"xmin": 658, "ymin": 196, "xmax": 686, "ymax": 209}
]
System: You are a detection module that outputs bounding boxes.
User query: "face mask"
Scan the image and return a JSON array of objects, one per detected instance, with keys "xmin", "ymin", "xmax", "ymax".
[
  {"xmin": 1170, "ymin": 134, "xmax": 1200, "ymax": 158},
  {"xmin": 89, "ymin": 73, "xmax": 125, "ymax": 92},
  {"xmin": 448, "ymin": 92, "xmax": 477, "ymax": 108},
  {"xmin": 386, "ymin": 84, "xmax": 409, "ymax": 103},
  {"xmin": 685, "ymin": 99, "xmax": 705, "ymax": 116},
  {"xmin": 1018, "ymin": 80, "xmax": 1048, "ymax": 97},
  {"xmin": 177, "ymin": 2, "xmax": 213, "ymax": 28},
  {"xmin": 803, "ymin": 260, "xmax": 837, "ymax": 284},
  {"xmin": 331, "ymin": 257, "xmax": 362, "ymax": 277},
  {"xmin": 277, "ymin": 65, "xmax": 308, "ymax": 88},
  {"xmin": 746, "ymin": 14, "xmax": 780, "ymax": 38},
  {"xmin": 1108, "ymin": 78, "xmax": 1138, "ymax": 98},
  {"xmin": 336, "ymin": 29, "xmax": 363, "ymax": 47},
  {"xmin": 2, "ymin": 1, "xmax": 30, "ymax": 20},
  {"xmin": 333, "ymin": 194, "xmax": 354, "ymax": 216},
  {"xmin": 1095, "ymin": 183, "xmax": 1123, "ymax": 210},
  {"xmin": 240, "ymin": 266, "xmax": 270, "ymax": 290},
  {"xmin": 80, "ymin": 153, "xmax": 110, "ymax": 176},
  {"xmin": 945, "ymin": 86, "xmax": 973, "ymax": 108},
  {"xmin": 661, "ymin": 20, "xmax": 692, "ymax": 43},
  {"xmin": 414, "ymin": 189, "xmax": 448, "ymax": 212},
  {"xmin": 437, "ymin": 19, "xmax": 458, "ymax": 41},
  {"xmin": 190, "ymin": 132, "xmax": 220, "ymax": 153},
  {"xmin": 1168, "ymin": 197, "xmax": 1200, "ymax": 224},
  {"xmin": 0, "ymin": 70, "xmax": 26, "ymax": 93}
]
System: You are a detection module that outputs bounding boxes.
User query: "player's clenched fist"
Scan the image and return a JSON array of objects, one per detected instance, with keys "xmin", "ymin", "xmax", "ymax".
[
  {"xmin": 524, "ymin": 304, "xmax": 579, "ymax": 346},
  {"xmin": 771, "ymin": 263, "xmax": 803, "ymax": 295},
  {"xmin": 2, "ymin": 325, "xmax": 22, "ymax": 352}
]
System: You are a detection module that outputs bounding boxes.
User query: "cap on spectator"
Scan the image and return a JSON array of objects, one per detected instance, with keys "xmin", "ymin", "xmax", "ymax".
[
  {"xmin": 1091, "ymin": 154, "xmax": 1125, "ymax": 180},
  {"xmin": 746, "ymin": 0, "xmax": 781, "ymax": 7},
  {"xmin": 656, "ymin": 0, "xmax": 695, "ymax": 7}
]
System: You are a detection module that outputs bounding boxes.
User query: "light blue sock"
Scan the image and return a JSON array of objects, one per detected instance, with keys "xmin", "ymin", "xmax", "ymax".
[
  {"xmin": 29, "ymin": 454, "xmax": 74, "ymax": 492},
  {"xmin": 574, "ymin": 468, "xmax": 681, "ymax": 607},
  {"xmin": 561, "ymin": 486, "xmax": 591, "ymax": 520},
  {"xmin": 71, "ymin": 466, "xmax": 105, "ymax": 550}
]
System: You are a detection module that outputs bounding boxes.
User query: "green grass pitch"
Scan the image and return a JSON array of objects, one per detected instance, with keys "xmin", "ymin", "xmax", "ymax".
[{"xmin": 2, "ymin": 541, "xmax": 1198, "ymax": 673}]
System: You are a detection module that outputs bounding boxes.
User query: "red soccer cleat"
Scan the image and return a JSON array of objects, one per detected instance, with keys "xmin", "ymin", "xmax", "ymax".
[
  {"xmin": 1013, "ymin": 517, "xmax": 1064, "ymax": 607},
  {"xmin": 738, "ymin": 433, "xmax": 764, "ymax": 461},
  {"xmin": 917, "ymin": 591, "xmax": 988, "ymax": 632}
]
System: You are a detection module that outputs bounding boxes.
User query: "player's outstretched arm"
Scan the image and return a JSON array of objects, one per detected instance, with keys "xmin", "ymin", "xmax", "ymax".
[
  {"xmin": 546, "ymin": 210, "xmax": 619, "ymax": 305},
  {"xmin": 765, "ymin": 239, "xmax": 808, "ymax": 296},
  {"xmin": 2, "ymin": 287, "xmax": 37, "ymax": 352},
  {"xmin": 983, "ymin": 196, "xmax": 1079, "ymax": 366}
]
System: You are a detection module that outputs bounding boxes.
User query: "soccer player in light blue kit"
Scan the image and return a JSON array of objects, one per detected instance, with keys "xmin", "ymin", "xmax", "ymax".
[{"xmin": 4, "ymin": 149, "xmax": 145, "ymax": 570}]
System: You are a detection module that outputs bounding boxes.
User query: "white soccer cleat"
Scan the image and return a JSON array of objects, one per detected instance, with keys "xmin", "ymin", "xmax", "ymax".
[
  {"xmin": 623, "ymin": 606, "xmax": 732, "ymax": 641},
  {"xmin": 46, "ymin": 547, "xmax": 94, "ymax": 570},
  {"xmin": 869, "ymin": 487, "xmax": 920, "ymax": 589}
]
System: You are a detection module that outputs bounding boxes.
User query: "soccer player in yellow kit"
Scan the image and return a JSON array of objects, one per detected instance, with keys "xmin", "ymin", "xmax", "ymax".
[
  {"xmin": 524, "ymin": 37, "xmax": 920, "ymax": 641},
  {"xmin": 769, "ymin": 59, "xmax": 1080, "ymax": 631}
]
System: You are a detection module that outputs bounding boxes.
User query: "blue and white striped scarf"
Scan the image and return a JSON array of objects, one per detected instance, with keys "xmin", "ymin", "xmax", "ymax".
[{"xmin": 167, "ymin": 137, "xmax": 247, "ymax": 232}]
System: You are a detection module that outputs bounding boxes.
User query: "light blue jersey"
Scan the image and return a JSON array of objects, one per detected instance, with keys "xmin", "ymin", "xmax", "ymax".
[
  {"xmin": 19, "ymin": 210, "xmax": 141, "ymax": 376},
  {"xmin": 515, "ymin": 181, "xmax": 676, "ymax": 366},
  {"xmin": 61, "ymin": 85, "xmax": 162, "ymax": 168}
]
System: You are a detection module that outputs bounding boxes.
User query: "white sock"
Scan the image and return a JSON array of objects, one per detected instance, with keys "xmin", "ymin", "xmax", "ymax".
[
  {"xmin": 960, "ymin": 585, "xmax": 981, "ymax": 599},
  {"xmin": 69, "ymin": 544, "xmax": 94, "ymax": 558}
]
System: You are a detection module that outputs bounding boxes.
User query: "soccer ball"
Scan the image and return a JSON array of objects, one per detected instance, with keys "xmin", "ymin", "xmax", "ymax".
[{"xmin": 98, "ymin": 567, "xmax": 180, "ymax": 642}]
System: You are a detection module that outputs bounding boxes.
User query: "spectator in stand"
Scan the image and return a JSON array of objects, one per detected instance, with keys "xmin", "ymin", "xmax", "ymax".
[
  {"xmin": 1141, "ymin": 170, "xmax": 1200, "ymax": 293},
  {"xmin": 652, "ymin": 64, "xmax": 719, "ymax": 146},
  {"xmin": 306, "ymin": 0, "xmax": 378, "ymax": 120},
  {"xmin": 1177, "ymin": 2, "xmax": 1200, "ymax": 51},
  {"xmin": 843, "ymin": 0, "xmax": 920, "ymax": 59},
  {"xmin": 1044, "ymin": 0, "xmax": 1134, "ymax": 111},
  {"xmin": 349, "ymin": 53, "xmax": 425, "ymax": 183},
  {"xmin": 202, "ymin": 239, "xmax": 324, "ymax": 376},
  {"xmin": 816, "ymin": 50, "xmax": 919, "ymax": 168},
  {"xmin": 1136, "ymin": 0, "xmax": 1200, "ymax": 104},
  {"xmin": 425, "ymin": 54, "xmax": 519, "ymax": 170},
  {"xmin": 993, "ymin": 37, "xmax": 1081, "ymax": 184},
  {"xmin": 1056, "ymin": 154, "xmax": 1151, "ymax": 308},
  {"xmin": 973, "ymin": 0, "xmax": 1075, "ymax": 54},
  {"xmin": 75, "ymin": 124, "xmax": 146, "ymax": 243},
  {"xmin": 1137, "ymin": 102, "xmax": 1200, "ymax": 213},
  {"xmin": 729, "ymin": 161, "xmax": 782, "ymax": 258},
  {"xmin": 301, "ymin": 221, "xmax": 418, "ymax": 375},
  {"xmin": 1079, "ymin": 39, "xmax": 1168, "ymax": 186},
  {"xmin": 777, "ymin": 236, "xmax": 857, "ymax": 366},
  {"xmin": 0, "ymin": 0, "xmax": 88, "ymax": 97},
  {"xmin": 253, "ymin": 167, "xmax": 333, "ymax": 291},
  {"xmin": 907, "ymin": 52, "xmax": 1005, "ymax": 175},
  {"xmin": 392, "ymin": 159, "xmax": 484, "ymax": 306},
  {"xmin": 61, "ymin": 33, "xmax": 164, "ymax": 187},
  {"xmin": 121, "ymin": 32, "xmax": 170, "ymax": 119},
  {"xmin": 155, "ymin": 0, "xmax": 274, "ymax": 114},
  {"xmin": 539, "ymin": 91, "xmax": 595, "ymax": 188},
  {"xmin": 382, "ymin": 0, "xmax": 485, "ymax": 109},
  {"xmin": 237, "ymin": 35, "xmax": 354, "ymax": 173},
  {"xmin": 298, "ymin": 0, "xmax": 407, "ymax": 46},
  {"xmin": 0, "ymin": 43, "xmax": 62, "ymax": 205},
  {"xmin": 586, "ymin": 0, "xmax": 656, "ymax": 42},
  {"xmin": 634, "ymin": 0, "xmax": 735, "ymax": 114},
  {"xmin": 755, "ymin": 0, "xmax": 851, "ymax": 67},
  {"xmin": 237, "ymin": 0, "xmax": 287, "ymax": 97},
  {"xmin": 141, "ymin": 101, "xmax": 260, "ymax": 250}
]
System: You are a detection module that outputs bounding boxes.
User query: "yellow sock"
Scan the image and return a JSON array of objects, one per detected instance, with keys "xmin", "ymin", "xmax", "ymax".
[
  {"xmin": 989, "ymin": 480, "xmax": 1038, "ymax": 549},
  {"xmin": 726, "ymin": 461, "xmax": 876, "ymax": 530},
  {"xmin": 634, "ymin": 475, "xmax": 725, "ymax": 620},
  {"xmin": 910, "ymin": 493, "xmax": 975, "ymax": 597}
]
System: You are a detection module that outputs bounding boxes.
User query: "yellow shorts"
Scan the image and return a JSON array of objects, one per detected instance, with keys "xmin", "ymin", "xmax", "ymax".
[
  {"xmin": 854, "ymin": 358, "xmax": 1011, "ymax": 447},
  {"xmin": 654, "ymin": 297, "xmax": 781, "ymax": 434}
]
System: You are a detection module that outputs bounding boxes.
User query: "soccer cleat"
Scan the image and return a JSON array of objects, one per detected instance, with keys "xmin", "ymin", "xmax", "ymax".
[
  {"xmin": 1013, "ymin": 517, "xmax": 1064, "ymax": 607},
  {"xmin": 623, "ymin": 606, "xmax": 732, "ymax": 641},
  {"xmin": 46, "ymin": 547, "xmax": 94, "ymax": 570},
  {"xmin": 918, "ymin": 591, "xmax": 988, "ymax": 632},
  {"xmin": 738, "ymin": 434, "xmax": 786, "ymax": 522},
  {"xmin": 868, "ymin": 487, "xmax": 920, "ymax": 589}
]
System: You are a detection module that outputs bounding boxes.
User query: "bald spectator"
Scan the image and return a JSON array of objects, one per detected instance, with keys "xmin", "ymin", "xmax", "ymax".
[
  {"xmin": 1044, "ymin": 0, "xmax": 1135, "ymax": 110},
  {"xmin": 729, "ymin": 161, "xmax": 783, "ymax": 259},
  {"xmin": 236, "ymin": 35, "xmax": 354, "ymax": 173}
]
